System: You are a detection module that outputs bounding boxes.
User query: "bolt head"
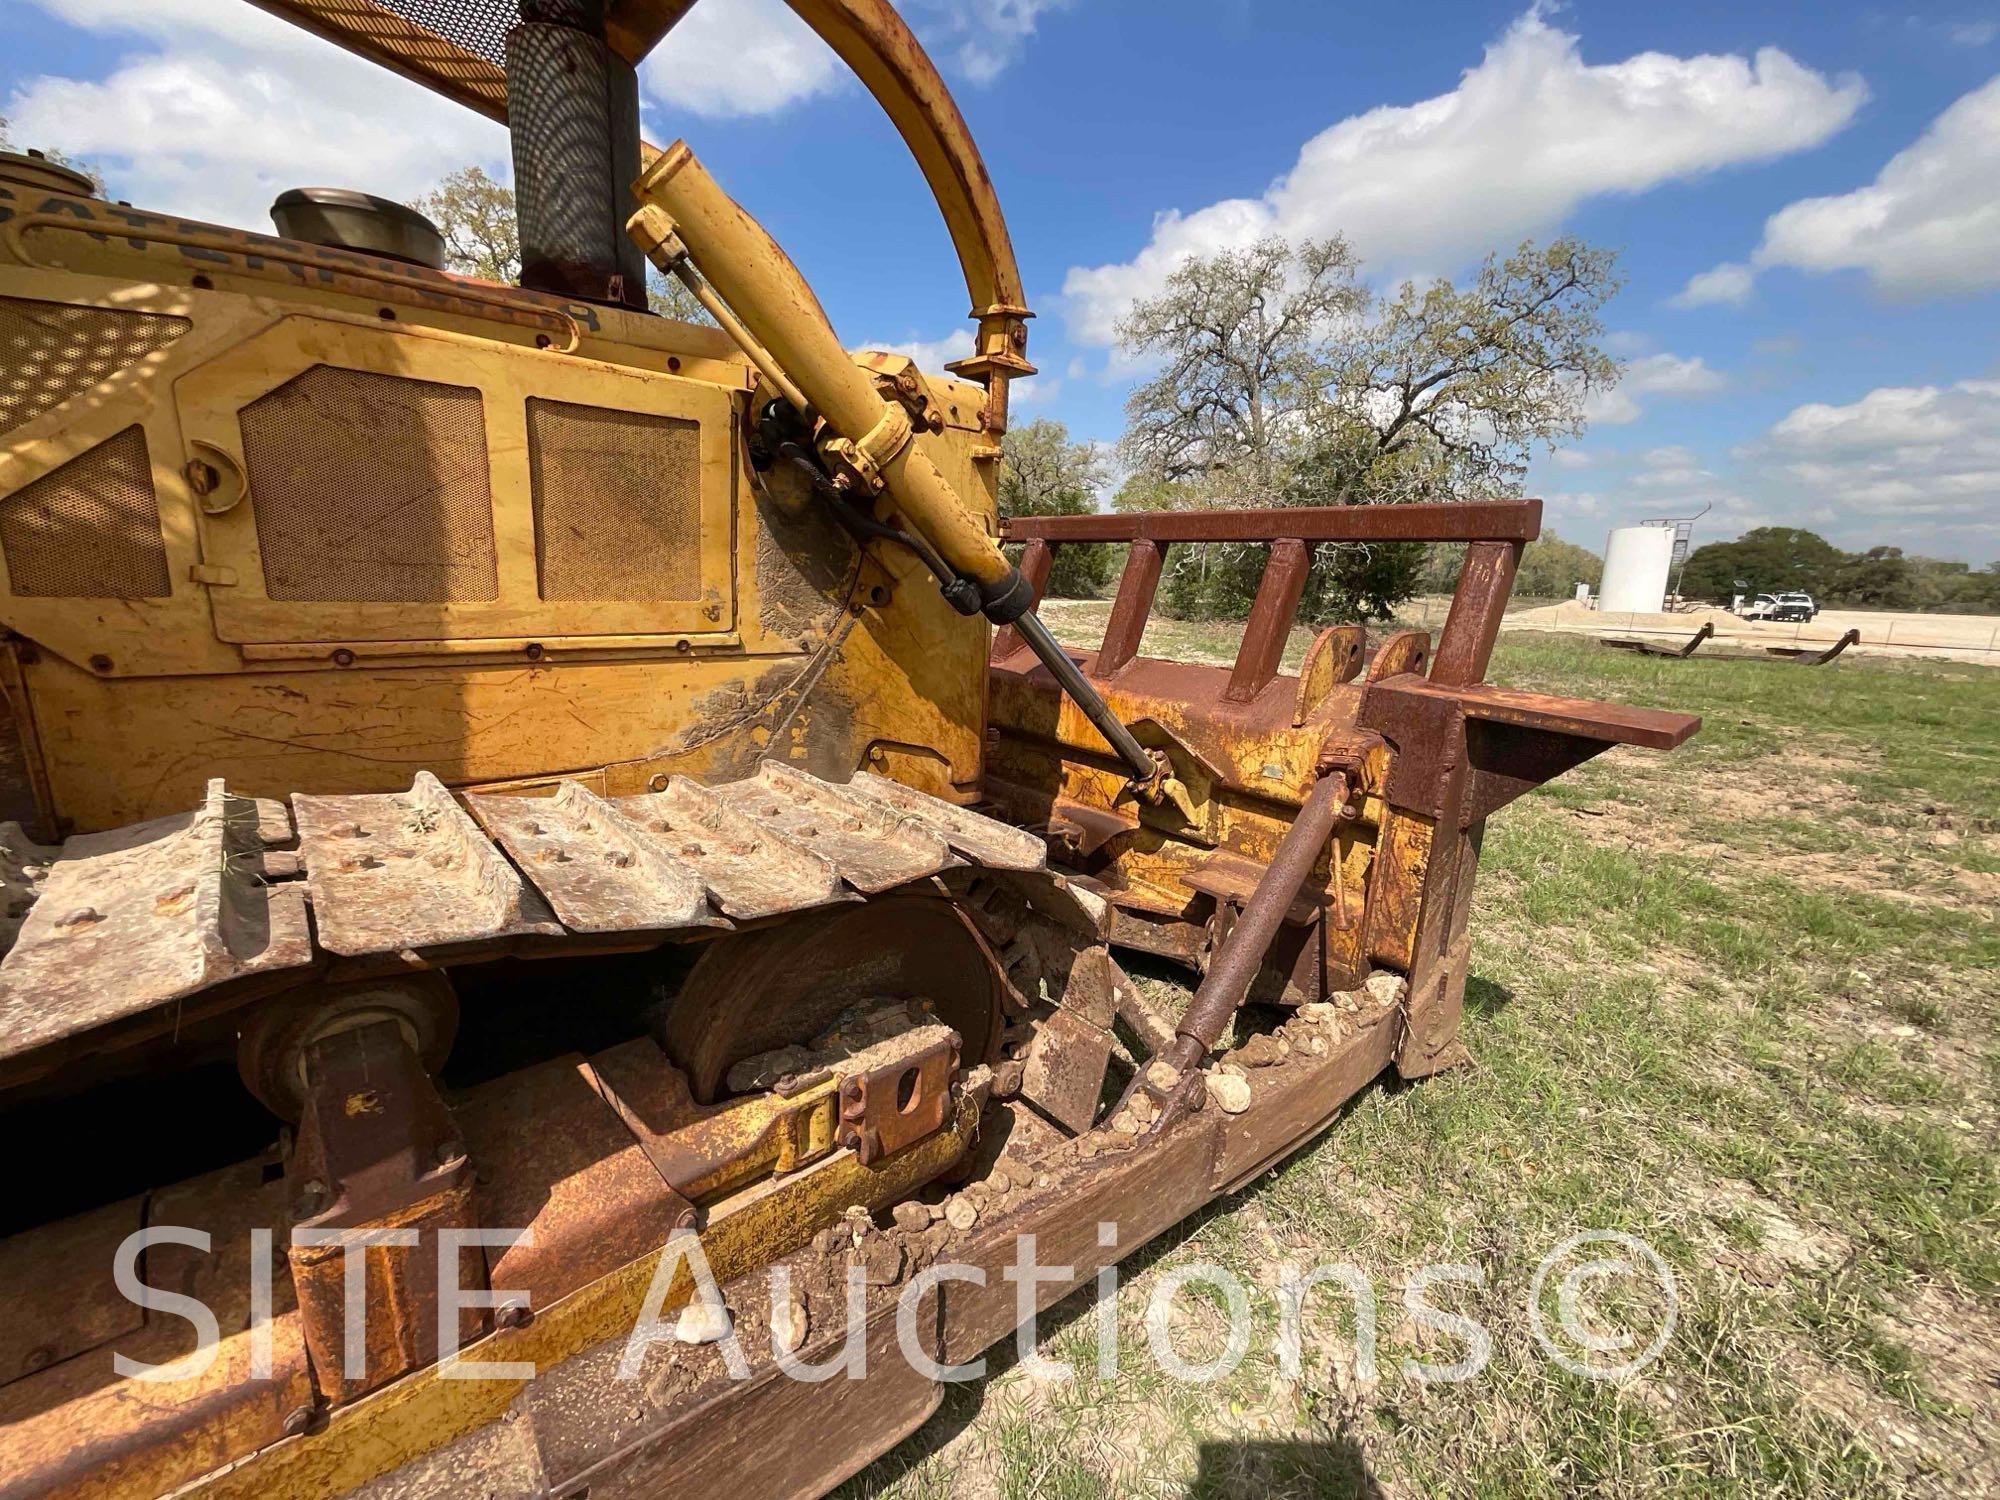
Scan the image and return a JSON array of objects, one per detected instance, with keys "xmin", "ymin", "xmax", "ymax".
[{"xmin": 495, "ymin": 1300, "xmax": 532, "ymax": 1330}]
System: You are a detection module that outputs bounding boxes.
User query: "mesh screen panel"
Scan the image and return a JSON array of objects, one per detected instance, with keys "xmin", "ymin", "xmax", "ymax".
[
  {"xmin": 0, "ymin": 298, "xmax": 190, "ymax": 439},
  {"xmin": 251, "ymin": 0, "xmax": 511, "ymax": 113},
  {"xmin": 241, "ymin": 366, "xmax": 498, "ymax": 603},
  {"xmin": 367, "ymin": 0, "xmax": 513, "ymax": 64},
  {"xmin": 0, "ymin": 426, "xmax": 171, "ymax": 599},
  {"xmin": 527, "ymin": 399, "xmax": 702, "ymax": 601}
]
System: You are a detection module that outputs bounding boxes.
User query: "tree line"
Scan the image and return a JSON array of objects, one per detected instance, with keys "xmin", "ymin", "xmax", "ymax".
[
  {"xmin": 1679, "ymin": 527, "xmax": 1999, "ymax": 614},
  {"xmin": 294, "ymin": 166, "xmax": 2000, "ymax": 619},
  {"xmin": 1003, "ymin": 234, "xmax": 1622, "ymax": 621}
]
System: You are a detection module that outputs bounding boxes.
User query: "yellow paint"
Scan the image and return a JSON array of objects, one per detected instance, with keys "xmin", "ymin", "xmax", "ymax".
[
  {"xmin": 181, "ymin": 1091, "xmax": 983, "ymax": 1500},
  {"xmin": 0, "ymin": 200, "xmax": 998, "ymax": 833}
]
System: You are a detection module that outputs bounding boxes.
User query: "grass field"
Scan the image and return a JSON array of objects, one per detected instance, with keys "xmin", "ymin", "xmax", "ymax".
[{"xmin": 844, "ymin": 623, "xmax": 1999, "ymax": 1498}]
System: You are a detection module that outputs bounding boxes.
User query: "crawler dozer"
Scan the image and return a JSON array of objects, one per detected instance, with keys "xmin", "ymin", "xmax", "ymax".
[{"xmin": 0, "ymin": 3, "xmax": 1698, "ymax": 1495}]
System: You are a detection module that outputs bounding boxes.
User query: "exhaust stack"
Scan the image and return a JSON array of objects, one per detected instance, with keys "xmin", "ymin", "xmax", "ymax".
[{"xmin": 505, "ymin": 0, "xmax": 647, "ymax": 308}]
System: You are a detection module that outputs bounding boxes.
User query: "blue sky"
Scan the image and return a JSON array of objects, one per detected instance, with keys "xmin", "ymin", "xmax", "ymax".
[{"xmin": 5, "ymin": 0, "xmax": 1997, "ymax": 561}]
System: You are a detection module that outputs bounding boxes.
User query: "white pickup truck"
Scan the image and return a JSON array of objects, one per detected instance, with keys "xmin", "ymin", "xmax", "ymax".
[{"xmin": 1739, "ymin": 591, "xmax": 1819, "ymax": 622}]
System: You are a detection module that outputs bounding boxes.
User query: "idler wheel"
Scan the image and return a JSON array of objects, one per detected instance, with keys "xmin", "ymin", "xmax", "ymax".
[{"xmin": 660, "ymin": 891, "xmax": 1006, "ymax": 1104}]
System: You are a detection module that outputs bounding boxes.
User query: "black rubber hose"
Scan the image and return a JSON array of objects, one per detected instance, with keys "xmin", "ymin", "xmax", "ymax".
[{"xmin": 775, "ymin": 444, "xmax": 982, "ymax": 615}]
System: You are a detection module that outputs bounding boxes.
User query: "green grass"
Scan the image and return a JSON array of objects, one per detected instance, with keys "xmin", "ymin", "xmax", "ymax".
[{"xmin": 842, "ymin": 629, "xmax": 1999, "ymax": 1498}]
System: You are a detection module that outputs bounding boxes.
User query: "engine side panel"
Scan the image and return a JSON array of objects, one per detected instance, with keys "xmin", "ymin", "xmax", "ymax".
[{"xmin": 0, "ymin": 188, "xmax": 996, "ymax": 835}]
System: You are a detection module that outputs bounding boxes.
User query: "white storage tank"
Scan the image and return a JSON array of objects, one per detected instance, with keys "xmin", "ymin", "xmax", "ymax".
[{"xmin": 1599, "ymin": 524, "xmax": 1675, "ymax": 615}]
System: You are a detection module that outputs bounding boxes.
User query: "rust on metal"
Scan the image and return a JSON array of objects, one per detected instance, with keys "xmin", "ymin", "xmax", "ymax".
[
  {"xmin": 587, "ymin": 1034, "xmax": 837, "ymax": 1203},
  {"xmin": 1430, "ymin": 538, "xmax": 1522, "ymax": 686},
  {"xmin": 1108, "ymin": 954, "xmax": 1177, "ymax": 1054},
  {"xmin": 1000, "ymin": 499, "xmax": 1542, "ymax": 544},
  {"xmin": 1769, "ymin": 627, "xmax": 1861, "ymax": 664},
  {"xmin": 468, "ymin": 780, "xmax": 718, "ymax": 934},
  {"xmin": 1158, "ymin": 772, "xmax": 1351, "ymax": 1079},
  {"xmin": 286, "ymin": 1017, "xmax": 481, "ymax": 1404},
  {"xmin": 611, "ymin": 777, "xmax": 844, "ymax": 920},
  {"xmin": 0, "ymin": 1159, "xmax": 314, "ymax": 1500},
  {"xmin": 1225, "ymin": 538, "xmax": 1312, "ymax": 704},
  {"xmin": 712, "ymin": 761, "xmax": 954, "ymax": 894},
  {"xmin": 0, "ymin": 778, "xmax": 313, "ymax": 1064},
  {"xmin": 1604, "ymin": 621, "xmax": 1713, "ymax": 658},
  {"xmin": 1294, "ymin": 624, "xmax": 1365, "ymax": 726},
  {"xmin": 837, "ymin": 1025, "xmax": 959, "ymax": 1164},
  {"xmin": 1372, "ymin": 676, "xmax": 1700, "ymax": 753},
  {"xmin": 456, "ymin": 1052, "xmax": 694, "ymax": 1312},
  {"xmin": 660, "ymin": 893, "xmax": 1008, "ymax": 1104},
  {"xmin": 0, "ymin": 1194, "xmax": 143, "ymax": 1387},
  {"xmin": 293, "ymin": 772, "xmax": 563, "ymax": 958},
  {"xmin": 1097, "ymin": 538, "xmax": 1166, "ymax": 676},
  {"xmin": 848, "ymin": 771, "xmax": 1046, "ymax": 870},
  {"xmin": 1364, "ymin": 628, "xmax": 1432, "ymax": 683},
  {"xmin": 991, "ymin": 535, "xmax": 1052, "ymax": 660},
  {"xmin": 1019, "ymin": 1005, "xmax": 1116, "ymax": 1134}
]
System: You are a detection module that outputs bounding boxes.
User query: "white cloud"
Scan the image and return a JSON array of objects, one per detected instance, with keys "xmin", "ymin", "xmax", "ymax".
[
  {"xmin": 8, "ymin": 0, "xmax": 506, "ymax": 231},
  {"xmin": 1586, "ymin": 351, "xmax": 1726, "ymax": 424},
  {"xmin": 1630, "ymin": 354, "xmax": 1726, "ymax": 397},
  {"xmin": 1549, "ymin": 448, "xmax": 1595, "ymax": 470},
  {"xmin": 1062, "ymin": 9, "xmax": 1865, "ymax": 344},
  {"xmin": 866, "ymin": 331, "xmax": 978, "ymax": 373},
  {"xmin": 642, "ymin": 0, "xmax": 1066, "ymax": 117},
  {"xmin": 641, "ymin": 0, "xmax": 844, "ymax": 119},
  {"xmin": 866, "ymin": 328, "xmax": 1062, "ymax": 406},
  {"xmin": 906, "ymin": 0, "xmax": 1072, "ymax": 84},
  {"xmin": 1687, "ymin": 74, "xmax": 2000, "ymax": 303},
  {"xmin": 1755, "ymin": 74, "xmax": 2000, "ymax": 297},
  {"xmin": 1751, "ymin": 379, "xmax": 2000, "ymax": 550},
  {"xmin": 1631, "ymin": 444, "xmax": 1713, "ymax": 490},
  {"xmin": 1670, "ymin": 261, "xmax": 1755, "ymax": 308}
]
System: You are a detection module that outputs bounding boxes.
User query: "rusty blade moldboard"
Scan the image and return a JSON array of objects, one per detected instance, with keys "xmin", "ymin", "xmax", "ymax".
[
  {"xmin": 466, "ymin": 782, "xmax": 720, "ymax": 935},
  {"xmin": 293, "ymin": 772, "xmax": 563, "ymax": 957},
  {"xmin": 0, "ymin": 780, "xmax": 313, "ymax": 1063},
  {"xmin": 710, "ymin": 762, "xmax": 956, "ymax": 894},
  {"xmin": 607, "ymin": 777, "xmax": 843, "ymax": 921}
]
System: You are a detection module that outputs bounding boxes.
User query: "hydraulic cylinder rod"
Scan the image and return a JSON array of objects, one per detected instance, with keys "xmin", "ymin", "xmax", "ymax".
[
  {"xmin": 1010, "ymin": 611, "xmax": 1155, "ymax": 779},
  {"xmin": 1162, "ymin": 770, "xmax": 1351, "ymax": 1073},
  {"xmin": 629, "ymin": 142, "xmax": 1030, "ymax": 619},
  {"xmin": 626, "ymin": 142, "xmax": 1173, "ymax": 792}
]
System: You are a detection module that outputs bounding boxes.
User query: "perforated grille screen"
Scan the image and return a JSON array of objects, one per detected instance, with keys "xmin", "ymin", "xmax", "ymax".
[
  {"xmin": 366, "ymin": 0, "xmax": 512, "ymax": 64},
  {"xmin": 253, "ymin": 0, "xmax": 513, "ymax": 113},
  {"xmin": 527, "ymin": 398, "xmax": 702, "ymax": 601},
  {"xmin": 0, "ymin": 426, "xmax": 171, "ymax": 599},
  {"xmin": 0, "ymin": 298, "xmax": 190, "ymax": 439},
  {"xmin": 240, "ymin": 366, "xmax": 498, "ymax": 603}
]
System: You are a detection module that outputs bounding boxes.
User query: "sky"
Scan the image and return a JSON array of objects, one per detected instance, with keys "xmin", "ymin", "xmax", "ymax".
[{"xmin": 4, "ymin": 0, "xmax": 1998, "ymax": 563}]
